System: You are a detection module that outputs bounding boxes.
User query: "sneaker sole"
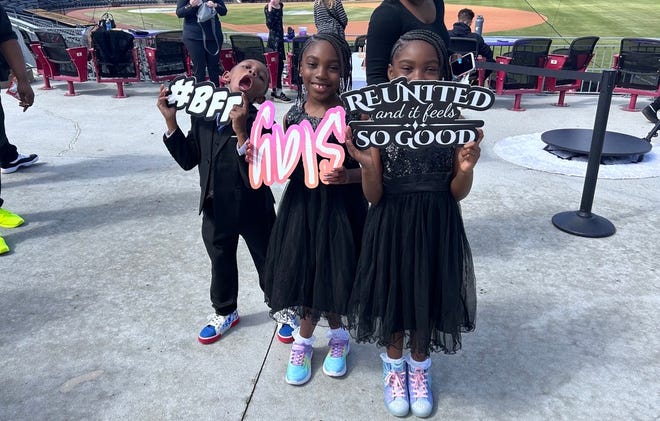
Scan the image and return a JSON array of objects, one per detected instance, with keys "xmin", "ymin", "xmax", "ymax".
[
  {"xmin": 285, "ymin": 369, "xmax": 311, "ymax": 386},
  {"xmin": 197, "ymin": 317, "xmax": 240, "ymax": 345},
  {"xmin": 276, "ymin": 333, "xmax": 294, "ymax": 344},
  {"xmin": 1, "ymin": 157, "xmax": 39, "ymax": 174}
]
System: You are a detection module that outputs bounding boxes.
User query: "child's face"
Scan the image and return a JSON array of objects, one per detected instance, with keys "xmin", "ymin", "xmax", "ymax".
[
  {"xmin": 300, "ymin": 40, "xmax": 341, "ymax": 104},
  {"xmin": 388, "ymin": 40, "xmax": 445, "ymax": 81},
  {"xmin": 222, "ymin": 60, "xmax": 269, "ymax": 103}
]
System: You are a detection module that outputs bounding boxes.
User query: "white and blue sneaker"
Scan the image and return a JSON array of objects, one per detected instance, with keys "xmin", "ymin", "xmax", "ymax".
[
  {"xmin": 285, "ymin": 343, "xmax": 313, "ymax": 385},
  {"xmin": 273, "ymin": 309, "xmax": 298, "ymax": 344},
  {"xmin": 198, "ymin": 310, "xmax": 240, "ymax": 344},
  {"xmin": 322, "ymin": 330, "xmax": 350, "ymax": 377},
  {"xmin": 407, "ymin": 358, "xmax": 433, "ymax": 418},
  {"xmin": 381, "ymin": 353, "xmax": 409, "ymax": 417}
]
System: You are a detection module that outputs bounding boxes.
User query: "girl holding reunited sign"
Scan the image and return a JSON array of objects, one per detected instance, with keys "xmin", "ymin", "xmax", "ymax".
[
  {"xmin": 345, "ymin": 30, "xmax": 480, "ymax": 418},
  {"xmin": 262, "ymin": 33, "xmax": 367, "ymax": 386}
]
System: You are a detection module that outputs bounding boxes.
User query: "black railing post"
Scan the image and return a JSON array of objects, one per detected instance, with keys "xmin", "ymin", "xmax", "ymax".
[{"xmin": 551, "ymin": 69, "xmax": 618, "ymax": 238}]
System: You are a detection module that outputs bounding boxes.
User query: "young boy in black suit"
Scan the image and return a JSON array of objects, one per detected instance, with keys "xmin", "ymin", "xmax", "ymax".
[{"xmin": 157, "ymin": 60, "xmax": 295, "ymax": 344}]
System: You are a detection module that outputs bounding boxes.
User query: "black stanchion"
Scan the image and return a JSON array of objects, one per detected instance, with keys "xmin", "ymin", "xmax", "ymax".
[{"xmin": 551, "ymin": 70, "xmax": 618, "ymax": 238}]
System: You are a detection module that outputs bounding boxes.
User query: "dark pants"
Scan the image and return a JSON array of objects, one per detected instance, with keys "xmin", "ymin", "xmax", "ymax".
[
  {"xmin": 184, "ymin": 37, "xmax": 222, "ymax": 87},
  {"xmin": 201, "ymin": 197, "xmax": 274, "ymax": 315},
  {"xmin": 0, "ymin": 97, "xmax": 19, "ymax": 208},
  {"xmin": 274, "ymin": 41, "xmax": 284, "ymax": 90},
  {"xmin": 651, "ymin": 97, "xmax": 660, "ymax": 109}
]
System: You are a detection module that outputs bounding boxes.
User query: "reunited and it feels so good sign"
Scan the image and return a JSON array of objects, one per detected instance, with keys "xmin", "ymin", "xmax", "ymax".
[{"xmin": 340, "ymin": 77, "xmax": 494, "ymax": 150}]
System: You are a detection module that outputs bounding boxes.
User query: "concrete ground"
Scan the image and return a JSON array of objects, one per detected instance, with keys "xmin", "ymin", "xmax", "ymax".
[{"xmin": 0, "ymin": 78, "xmax": 658, "ymax": 421}]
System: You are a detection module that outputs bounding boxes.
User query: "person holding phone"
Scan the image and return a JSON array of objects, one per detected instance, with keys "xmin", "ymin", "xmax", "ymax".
[
  {"xmin": 448, "ymin": 8, "xmax": 494, "ymax": 80},
  {"xmin": 176, "ymin": 0, "xmax": 227, "ymax": 86}
]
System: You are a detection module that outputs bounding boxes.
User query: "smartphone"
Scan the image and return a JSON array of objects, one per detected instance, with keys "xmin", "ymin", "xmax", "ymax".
[{"xmin": 450, "ymin": 52, "xmax": 476, "ymax": 78}]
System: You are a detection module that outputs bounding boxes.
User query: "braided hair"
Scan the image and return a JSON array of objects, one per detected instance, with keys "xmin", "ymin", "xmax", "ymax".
[
  {"xmin": 296, "ymin": 33, "xmax": 352, "ymax": 105},
  {"xmin": 389, "ymin": 29, "xmax": 451, "ymax": 81}
]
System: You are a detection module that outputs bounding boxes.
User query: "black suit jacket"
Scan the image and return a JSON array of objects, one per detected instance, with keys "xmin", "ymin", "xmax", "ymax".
[{"xmin": 163, "ymin": 105, "xmax": 275, "ymax": 233}]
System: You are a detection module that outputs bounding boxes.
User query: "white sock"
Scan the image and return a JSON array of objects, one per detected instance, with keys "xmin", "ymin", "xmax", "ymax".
[
  {"xmin": 327, "ymin": 327, "xmax": 349, "ymax": 341},
  {"xmin": 292, "ymin": 326, "xmax": 315, "ymax": 345},
  {"xmin": 381, "ymin": 352, "xmax": 405, "ymax": 365},
  {"xmin": 406, "ymin": 355, "xmax": 431, "ymax": 370}
]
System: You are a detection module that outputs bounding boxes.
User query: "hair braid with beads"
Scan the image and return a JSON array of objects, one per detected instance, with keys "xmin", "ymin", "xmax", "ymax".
[
  {"xmin": 296, "ymin": 33, "xmax": 352, "ymax": 106},
  {"xmin": 389, "ymin": 29, "xmax": 451, "ymax": 81}
]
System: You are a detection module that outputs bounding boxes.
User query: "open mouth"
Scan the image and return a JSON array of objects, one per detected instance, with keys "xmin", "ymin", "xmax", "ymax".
[{"xmin": 239, "ymin": 75, "xmax": 253, "ymax": 91}]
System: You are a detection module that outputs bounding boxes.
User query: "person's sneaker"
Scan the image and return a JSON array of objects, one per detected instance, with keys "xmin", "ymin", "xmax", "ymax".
[
  {"xmin": 322, "ymin": 335, "xmax": 350, "ymax": 377},
  {"xmin": 273, "ymin": 309, "xmax": 298, "ymax": 344},
  {"xmin": 0, "ymin": 208, "xmax": 24, "ymax": 229},
  {"xmin": 197, "ymin": 310, "xmax": 240, "ymax": 344},
  {"xmin": 381, "ymin": 353, "xmax": 409, "ymax": 417},
  {"xmin": 1, "ymin": 153, "xmax": 39, "ymax": 174},
  {"xmin": 285, "ymin": 343, "xmax": 313, "ymax": 385},
  {"xmin": 407, "ymin": 362, "xmax": 433, "ymax": 418},
  {"xmin": 0, "ymin": 236, "xmax": 9, "ymax": 255},
  {"xmin": 271, "ymin": 91, "xmax": 292, "ymax": 103},
  {"xmin": 641, "ymin": 105, "xmax": 659, "ymax": 124}
]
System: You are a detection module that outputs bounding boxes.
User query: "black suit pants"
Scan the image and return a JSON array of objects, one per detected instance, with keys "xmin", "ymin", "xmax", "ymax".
[{"xmin": 201, "ymin": 196, "xmax": 274, "ymax": 315}]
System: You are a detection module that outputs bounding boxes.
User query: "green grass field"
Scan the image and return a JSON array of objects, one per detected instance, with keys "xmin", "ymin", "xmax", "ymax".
[{"xmin": 102, "ymin": 0, "xmax": 659, "ymax": 38}]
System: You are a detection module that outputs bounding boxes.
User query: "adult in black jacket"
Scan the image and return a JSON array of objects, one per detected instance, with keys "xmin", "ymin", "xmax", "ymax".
[
  {"xmin": 448, "ymin": 8, "xmax": 494, "ymax": 63},
  {"xmin": 176, "ymin": 0, "xmax": 227, "ymax": 86},
  {"xmin": 365, "ymin": 0, "xmax": 450, "ymax": 85}
]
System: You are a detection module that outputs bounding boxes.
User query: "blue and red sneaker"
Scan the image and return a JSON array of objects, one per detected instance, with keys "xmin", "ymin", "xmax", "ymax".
[{"xmin": 198, "ymin": 310, "xmax": 240, "ymax": 344}]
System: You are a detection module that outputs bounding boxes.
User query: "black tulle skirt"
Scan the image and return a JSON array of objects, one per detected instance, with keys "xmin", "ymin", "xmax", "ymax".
[
  {"xmin": 346, "ymin": 174, "xmax": 476, "ymax": 355},
  {"xmin": 263, "ymin": 176, "xmax": 367, "ymax": 319}
]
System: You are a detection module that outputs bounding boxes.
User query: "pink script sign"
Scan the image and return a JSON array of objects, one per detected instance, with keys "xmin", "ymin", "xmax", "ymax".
[{"xmin": 249, "ymin": 102, "xmax": 347, "ymax": 189}]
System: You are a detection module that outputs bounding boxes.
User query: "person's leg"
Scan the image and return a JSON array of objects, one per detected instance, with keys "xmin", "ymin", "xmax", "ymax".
[
  {"xmin": 382, "ymin": 332, "xmax": 409, "ymax": 416},
  {"xmin": 407, "ymin": 332, "xmax": 433, "ymax": 418},
  {"xmin": 0, "ymin": 99, "xmax": 38, "ymax": 173},
  {"xmin": 197, "ymin": 199, "xmax": 240, "ymax": 344},
  {"xmin": 183, "ymin": 39, "xmax": 208, "ymax": 83},
  {"xmin": 286, "ymin": 314, "xmax": 316, "ymax": 385},
  {"xmin": 322, "ymin": 313, "xmax": 350, "ymax": 377},
  {"xmin": 204, "ymin": 39, "xmax": 221, "ymax": 87},
  {"xmin": 642, "ymin": 96, "xmax": 660, "ymax": 123},
  {"xmin": 271, "ymin": 42, "xmax": 291, "ymax": 102}
]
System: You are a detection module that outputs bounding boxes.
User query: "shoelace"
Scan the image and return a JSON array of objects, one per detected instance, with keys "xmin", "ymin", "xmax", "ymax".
[
  {"xmin": 289, "ymin": 345, "xmax": 307, "ymax": 366},
  {"xmin": 384, "ymin": 369, "xmax": 407, "ymax": 398},
  {"xmin": 328, "ymin": 338, "xmax": 346, "ymax": 358},
  {"xmin": 408, "ymin": 368, "xmax": 429, "ymax": 398}
]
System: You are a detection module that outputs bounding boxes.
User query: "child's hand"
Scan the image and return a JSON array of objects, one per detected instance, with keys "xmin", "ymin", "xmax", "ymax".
[
  {"xmin": 344, "ymin": 126, "xmax": 375, "ymax": 168},
  {"xmin": 244, "ymin": 140, "xmax": 255, "ymax": 164},
  {"xmin": 457, "ymin": 130, "xmax": 483, "ymax": 173},
  {"xmin": 157, "ymin": 84, "xmax": 178, "ymax": 133},
  {"xmin": 230, "ymin": 93, "xmax": 249, "ymax": 143},
  {"xmin": 321, "ymin": 165, "xmax": 348, "ymax": 184}
]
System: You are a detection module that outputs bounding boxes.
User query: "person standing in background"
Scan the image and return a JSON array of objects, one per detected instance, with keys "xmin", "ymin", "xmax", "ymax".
[
  {"xmin": 365, "ymin": 0, "xmax": 450, "ymax": 85},
  {"xmin": 314, "ymin": 0, "xmax": 348, "ymax": 41},
  {"xmin": 0, "ymin": 4, "xmax": 36, "ymax": 254},
  {"xmin": 176, "ymin": 0, "xmax": 227, "ymax": 86},
  {"xmin": 264, "ymin": 0, "xmax": 292, "ymax": 102}
]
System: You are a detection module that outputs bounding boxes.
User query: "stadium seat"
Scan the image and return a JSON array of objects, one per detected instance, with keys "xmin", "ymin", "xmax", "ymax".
[
  {"xmin": 144, "ymin": 30, "xmax": 190, "ymax": 83},
  {"xmin": 90, "ymin": 29, "xmax": 140, "ymax": 98},
  {"xmin": 612, "ymin": 38, "xmax": 660, "ymax": 111},
  {"xmin": 544, "ymin": 36, "xmax": 599, "ymax": 106},
  {"xmin": 229, "ymin": 34, "xmax": 278, "ymax": 90},
  {"xmin": 33, "ymin": 30, "xmax": 89, "ymax": 96}
]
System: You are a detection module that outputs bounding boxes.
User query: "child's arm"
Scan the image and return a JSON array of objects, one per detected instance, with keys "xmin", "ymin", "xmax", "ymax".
[
  {"xmin": 344, "ymin": 127, "xmax": 383, "ymax": 204},
  {"xmin": 157, "ymin": 84, "xmax": 201, "ymax": 170},
  {"xmin": 451, "ymin": 135, "xmax": 482, "ymax": 201}
]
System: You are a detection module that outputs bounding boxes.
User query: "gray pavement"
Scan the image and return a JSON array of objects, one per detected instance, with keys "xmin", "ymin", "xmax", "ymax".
[{"xmin": 0, "ymin": 78, "xmax": 659, "ymax": 421}]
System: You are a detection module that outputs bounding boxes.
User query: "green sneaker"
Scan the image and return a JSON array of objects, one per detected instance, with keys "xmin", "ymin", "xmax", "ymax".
[
  {"xmin": 0, "ymin": 208, "xmax": 24, "ymax": 229},
  {"xmin": 0, "ymin": 236, "xmax": 9, "ymax": 255}
]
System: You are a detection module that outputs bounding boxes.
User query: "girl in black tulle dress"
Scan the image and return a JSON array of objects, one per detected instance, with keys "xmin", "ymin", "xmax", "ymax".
[
  {"xmin": 345, "ymin": 30, "xmax": 481, "ymax": 418},
  {"xmin": 263, "ymin": 34, "xmax": 367, "ymax": 386}
]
